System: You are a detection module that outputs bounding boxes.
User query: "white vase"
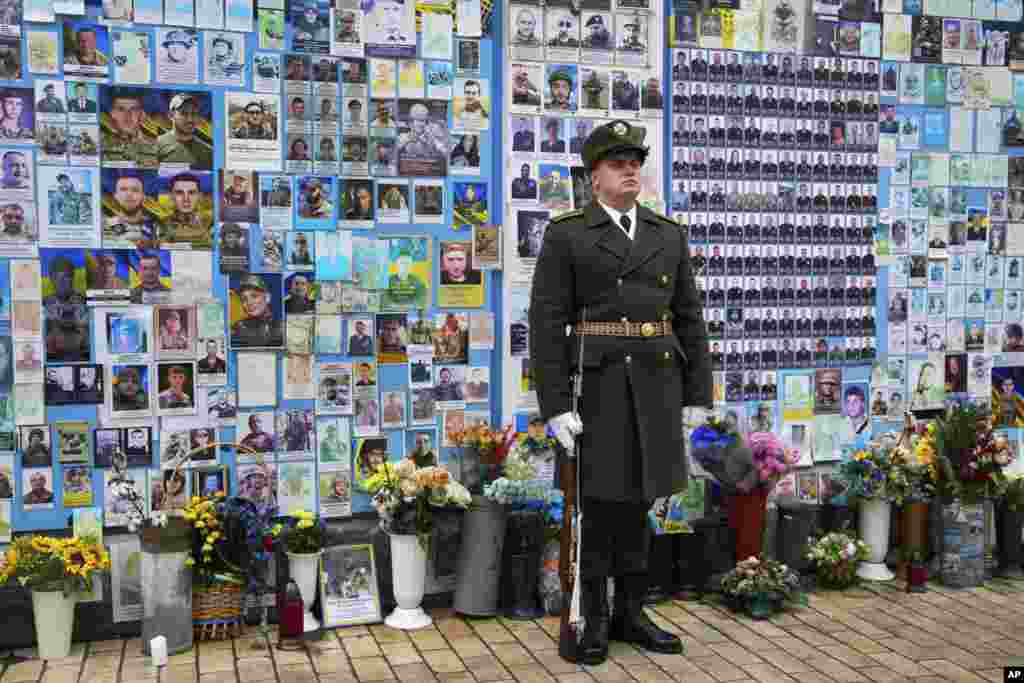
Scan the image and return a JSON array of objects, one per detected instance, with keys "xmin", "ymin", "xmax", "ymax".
[
  {"xmin": 286, "ymin": 551, "xmax": 322, "ymax": 632},
  {"xmin": 31, "ymin": 590, "xmax": 77, "ymax": 660},
  {"xmin": 386, "ymin": 533, "xmax": 432, "ymax": 630},
  {"xmin": 857, "ymin": 498, "xmax": 895, "ymax": 581}
]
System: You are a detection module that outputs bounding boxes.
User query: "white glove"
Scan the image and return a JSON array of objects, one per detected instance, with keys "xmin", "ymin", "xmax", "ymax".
[
  {"xmin": 683, "ymin": 406, "xmax": 713, "ymax": 428},
  {"xmin": 549, "ymin": 412, "xmax": 583, "ymax": 454}
]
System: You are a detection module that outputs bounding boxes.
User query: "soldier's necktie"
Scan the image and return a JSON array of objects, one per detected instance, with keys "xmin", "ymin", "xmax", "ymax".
[{"xmin": 620, "ymin": 214, "xmax": 632, "ymax": 240}]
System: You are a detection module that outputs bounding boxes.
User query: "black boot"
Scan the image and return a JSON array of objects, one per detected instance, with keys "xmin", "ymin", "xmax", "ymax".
[
  {"xmin": 578, "ymin": 578, "xmax": 610, "ymax": 665},
  {"xmin": 609, "ymin": 574, "xmax": 683, "ymax": 654}
]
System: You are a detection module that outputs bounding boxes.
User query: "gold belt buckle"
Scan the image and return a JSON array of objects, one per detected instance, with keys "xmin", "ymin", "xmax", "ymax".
[{"xmin": 640, "ymin": 322, "xmax": 656, "ymax": 337}]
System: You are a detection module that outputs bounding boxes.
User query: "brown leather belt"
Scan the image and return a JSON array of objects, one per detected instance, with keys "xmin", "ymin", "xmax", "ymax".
[{"xmin": 576, "ymin": 320, "xmax": 671, "ymax": 337}]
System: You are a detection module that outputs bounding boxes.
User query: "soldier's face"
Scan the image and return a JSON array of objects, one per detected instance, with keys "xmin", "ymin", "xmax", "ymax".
[
  {"xmin": 172, "ymin": 180, "xmax": 199, "ymax": 213},
  {"xmin": 444, "ymin": 253, "xmax": 467, "ymax": 278},
  {"xmin": 2, "ymin": 204, "xmax": 23, "ymax": 231},
  {"xmin": 172, "ymin": 102, "xmax": 199, "ymax": 137},
  {"xmin": 552, "ymin": 80, "xmax": 570, "ymax": 104},
  {"xmin": 241, "ymin": 289, "xmax": 269, "ymax": 318},
  {"xmin": 117, "ymin": 373, "xmax": 138, "ymax": 397},
  {"xmin": 170, "ymin": 369, "xmax": 186, "ymax": 391},
  {"xmin": 77, "ymin": 31, "xmax": 96, "ymax": 57},
  {"xmin": 378, "ymin": 0, "xmax": 402, "ymax": 33},
  {"xmin": 167, "ymin": 43, "xmax": 187, "ymax": 62},
  {"xmin": 97, "ymin": 255, "xmax": 117, "ymax": 281},
  {"xmin": 246, "ymin": 109, "xmax": 263, "ymax": 125},
  {"xmin": 139, "ymin": 257, "xmax": 161, "ymax": 286},
  {"xmin": 111, "ymin": 98, "xmax": 144, "ymax": 135},
  {"xmin": 3, "ymin": 152, "xmax": 27, "ymax": 183},
  {"xmin": 291, "ymin": 276, "xmax": 309, "ymax": 299},
  {"xmin": 516, "ymin": 12, "xmax": 535, "ymax": 38},
  {"xmin": 464, "ymin": 84, "xmax": 480, "ymax": 104},
  {"xmin": 115, "ymin": 177, "xmax": 144, "ymax": 213}
]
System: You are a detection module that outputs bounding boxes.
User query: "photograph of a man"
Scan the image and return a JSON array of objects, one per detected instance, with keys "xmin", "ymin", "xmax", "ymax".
[
  {"xmin": 36, "ymin": 83, "xmax": 66, "ymax": 114},
  {"xmin": 284, "ymin": 273, "xmax": 316, "ymax": 314},
  {"xmin": 112, "ymin": 365, "xmax": 149, "ymax": 412},
  {"xmin": 197, "ymin": 339, "xmax": 227, "ymax": 374},
  {"xmin": 67, "ymin": 82, "xmax": 96, "ymax": 113},
  {"xmin": 160, "ymin": 172, "xmax": 212, "ymax": 247},
  {"xmin": 130, "ymin": 252, "xmax": 170, "ymax": 304},
  {"xmin": 439, "ymin": 242, "xmax": 481, "ymax": 285},
  {"xmin": 1, "ymin": 149, "xmax": 30, "ymax": 190},
  {"xmin": 230, "ymin": 273, "xmax": 284, "ymax": 349},
  {"xmin": 20, "ymin": 427, "xmax": 51, "ymax": 467},
  {"xmin": 158, "ymin": 363, "xmax": 194, "ymax": 410},
  {"xmin": 348, "ymin": 318, "xmax": 374, "ymax": 355},
  {"xmin": 101, "ymin": 88, "xmax": 156, "ymax": 166},
  {"xmin": 155, "ymin": 93, "xmax": 212, "ymax": 169},
  {"xmin": 104, "ymin": 171, "xmax": 157, "ymax": 243}
]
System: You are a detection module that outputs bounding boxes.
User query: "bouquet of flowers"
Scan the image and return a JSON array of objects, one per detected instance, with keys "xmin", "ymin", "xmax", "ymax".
[
  {"xmin": 748, "ymin": 431, "xmax": 800, "ymax": 490},
  {"xmin": 887, "ymin": 426, "xmax": 939, "ymax": 507},
  {"xmin": 362, "ymin": 461, "xmax": 472, "ymax": 549},
  {"xmin": 838, "ymin": 442, "xmax": 894, "ymax": 500},
  {"xmin": 448, "ymin": 423, "xmax": 517, "ymax": 491},
  {"xmin": 720, "ymin": 556, "xmax": 805, "ymax": 608},
  {"xmin": 933, "ymin": 403, "xmax": 1016, "ymax": 502},
  {"xmin": 690, "ymin": 417, "xmax": 758, "ymax": 494},
  {"xmin": 805, "ymin": 532, "xmax": 870, "ymax": 589},
  {"xmin": 1, "ymin": 535, "xmax": 110, "ymax": 595},
  {"xmin": 183, "ymin": 493, "xmax": 283, "ymax": 586},
  {"xmin": 280, "ymin": 510, "xmax": 326, "ymax": 555}
]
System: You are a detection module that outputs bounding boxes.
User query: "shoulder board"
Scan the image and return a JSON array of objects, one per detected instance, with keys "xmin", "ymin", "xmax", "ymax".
[
  {"xmin": 549, "ymin": 209, "xmax": 583, "ymax": 224},
  {"xmin": 651, "ymin": 211, "xmax": 680, "ymax": 226}
]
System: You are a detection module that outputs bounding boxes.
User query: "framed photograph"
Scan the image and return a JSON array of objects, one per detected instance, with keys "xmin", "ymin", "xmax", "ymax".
[
  {"xmin": 192, "ymin": 466, "xmax": 228, "ymax": 498},
  {"xmin": 109, "ymin": 535, "xmax": 143, "ymax": 623},
  {"xmin": 319, "ymin": 543, "xmax": 382, "ymax": 628}
]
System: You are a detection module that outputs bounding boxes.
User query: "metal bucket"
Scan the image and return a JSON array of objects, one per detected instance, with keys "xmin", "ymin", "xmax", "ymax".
[
  {"xmin": 453, "ymin": 496, "xmax": 507, "ymax": 616},
  {"xmin": 940, "ymin": 501, "xmax": 985, "ymax": 588}
]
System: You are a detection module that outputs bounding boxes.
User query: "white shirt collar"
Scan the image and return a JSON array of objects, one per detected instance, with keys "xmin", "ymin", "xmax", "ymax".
[{"xmin": 598, "ymin": 200, "xmax": 637, "ymax": 240}]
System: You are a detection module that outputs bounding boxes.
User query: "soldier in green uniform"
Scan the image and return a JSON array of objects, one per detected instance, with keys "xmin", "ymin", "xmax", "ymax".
[
  {"xmin": 546, "ymin": 69, "xmax": 575, "ymax": 111},
  {"xmin": 231, "ymin": 274, "xmax": 284, "ymax": 349},
  {"xmin": 408, "ymin": 316, "xmax": 433, "ymax": 345},
  {"xmin": 529, "ymin": 121, "xmax": 711, "ymax": 665},
  {"xmin": 383, "ymin": 250, "xmax": 427, "ymax": 309},
  {"xmin": 155, "ymin": 93, "xmax": 212, "ymax": 169},
  {"xmin": 101, "ymin": 88, "xmax": 158, "ymax": 168},
  {"xmin": 160, "ymin": 172, "xmax": 212, "ymax": 248},
  {"xmin": 318, "ymin": 422, "xmax": 345, "ymax": 463},
  {"xmin": 232, "ymin": 101, "xmax": 277, "ymax": 140}
]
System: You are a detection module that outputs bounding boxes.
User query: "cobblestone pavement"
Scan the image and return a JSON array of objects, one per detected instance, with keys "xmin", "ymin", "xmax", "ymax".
[{"xmin": 3, "ymin": 580, "xmax": 1024, "ymax": 683}]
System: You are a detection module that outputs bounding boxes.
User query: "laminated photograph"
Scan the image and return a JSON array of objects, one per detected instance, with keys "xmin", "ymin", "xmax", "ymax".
[
  {"xmin": 196, "ymin": 337, "xmax": 227, "ymax": 386},
  {"xmin": 155, "ymin": 28, "xmax": 199, "ymax": 84},
  {"xmin": 413, "ymin": 179, "xmax": 444, "ymax": 224},
  {"xmin": 253, "ymin": 53, "xmax": 282, "ymax": 92},
  {"xmin": 109, "ymin": 535, "xmax": 143, "ymax": 622},
  {"xmin": 207, "ymin": 387, "xmax": 238, "ymax": 426},
  {"xmin": 27, "ymin": 31, "xmax": 60, "ymax": 75},
  {"xmin": 22, "ymin": 468, "xmax": 55, "ymax": 509},
  {"xmin": 225, "ymin": 92, "xmax": 282, "ymax": 172},
  {"xmin": 317, "ymin": 361, "xmax": 354, "ymax": 415},
  {"xmin": 320, "ymin": 544, "xmax": 381, "ymax": 626},
  {"xmin": 318, "ymin": 469, "xmax": 352, "ymax": 517},
  {"xmin": 284, "ymin": 352, "xmax": 316, "ymax": 400},
  {"xmin": 331, "ymin": 0, "xmax": 364, "ymax": 57},
  {"xmin": 278, "ymin": 461, "xmax": 316, "ymax": 512},
  {"xmin": 274, "ymin": 409, "xmax": 315, "ymax": 461},
  {"xmin": 509, "ymin": 3, "xmax": 544, "ymax": 62},
  {"xmin": 363, "ymin": 0, "xmax": 415, "ymax": 58},
  {"xmin": 260, "ymin": 175, "xmax": 293, "ymax": 230},
  {"xmin": 420, "ymin": 10, "xmax": 452, "ymax": 61},
  {"xmin": 317, "ymin": 415, "xmax": 351, "ymax": 469}
]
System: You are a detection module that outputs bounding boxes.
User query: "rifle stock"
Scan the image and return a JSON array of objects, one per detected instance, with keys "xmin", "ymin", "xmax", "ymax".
[{"xmin": 558, "ymin": 448, "xmax": 578, "ymax": 662}]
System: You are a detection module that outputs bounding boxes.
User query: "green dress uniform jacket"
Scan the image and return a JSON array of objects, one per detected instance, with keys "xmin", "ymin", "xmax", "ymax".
[{"xmin": 529, "ymin": 202, "xmax": 712, "ymax": 502}]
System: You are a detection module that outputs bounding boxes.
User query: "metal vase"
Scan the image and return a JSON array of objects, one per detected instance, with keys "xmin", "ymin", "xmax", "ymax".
[
  {"xmin": 140, "ymin": 521, "xmax": 193, "ymax": 656},
  {"xmin": 939, "ymin": 501, "xmax": 985, "ymax": 588},
  {"xmin": 453, "ymin": 496, "xmax": 507, "ymax": 616},
  {"xmin": 500, "ymin": 509, "xmax": 545, "ymax": 619},
  {"xmin": 897, "ymin": 502, "xmax": 930, "ymax": 580}
]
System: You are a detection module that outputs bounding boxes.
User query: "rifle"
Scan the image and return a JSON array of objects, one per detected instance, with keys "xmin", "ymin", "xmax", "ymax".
[{"xmin": 558, "ymin": 308, "xmax": 586, "ymax": 662}]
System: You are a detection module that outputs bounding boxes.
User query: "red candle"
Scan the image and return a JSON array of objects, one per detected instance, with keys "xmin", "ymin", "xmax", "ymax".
[{"xmin": 279, "ymin": 582, "xmax": 305, "ymax": 640}]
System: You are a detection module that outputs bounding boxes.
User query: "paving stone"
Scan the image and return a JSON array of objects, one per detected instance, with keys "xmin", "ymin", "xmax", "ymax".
[
  {"xmin": 391, "ymin": 663, "xmax": 437, "ymax": 683},
  {"xmin": 3, "ymin": 661, "xmax": 45, "ymax": 683},
  {"xmin": 39, "ymin": 666, "xmax": 80, "ymax": 683},
  {"xmin": 351, "ymin": 655, "xmax": 395, "ymax": 681}
]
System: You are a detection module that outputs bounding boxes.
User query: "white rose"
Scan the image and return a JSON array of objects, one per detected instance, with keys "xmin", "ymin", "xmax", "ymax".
[
  {"xmin": 394, "ymin": 459, "xmax": 416, "ymax": 479},
  {"xmin": 400, "ymin": 479, "xmax": 419, "ymax": 497}
]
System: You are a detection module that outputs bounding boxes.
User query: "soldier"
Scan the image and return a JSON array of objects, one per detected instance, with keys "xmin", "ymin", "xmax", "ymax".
[
  {"xmin": 373, "ymin": 0, "xmax": 409, "ymax": 44},
  {"xmin": 640, "ymin": 77, "xmax": 662, "ymax": 110},
  {"xmin": 158, "ymin": 365, "xmax": 193, "ymax": 409},
  {"xmin": 66, "ymin": 26, "xmax": 108, "ymax": 67},
  {"xmin": 67, "ymin": 82, "xmax": 96, "ymax": 113},
  {"xmin": 113, "ymin": 366, "xmax": 149, "ymax": 411},
  {"xmin": 619, "ymin": 16, "xmax": 645, "ymax": 51},
  {"xmin": 301, "ymin": 178, "xmax": 334, "ymax": 218},
  {"xmin": 547, "ymin": 69, "xmax": 574, "ymax": 111},
  {"xmin": 582, "ymin": 15, "xmax": 611, "ymax": 49},
  {"xmin": 397, "ymin": 103, "xmax": 445, "ymax": 161},
  {"xmin": 89, "ymin": 252, "xmax": 129, "ymax": 290},
  {"xmin": 512, "ymin": 118, "xmax": 535, "ymax": 152},
  {"xmin": 36, "ymin": 84, "xmax": 65, "ymax": 114},
  {"xmin": 223, "ymin": 174, "xmax": 250, "ymax": 206},
  {"xmin": 512, "ymin": 8, "xmax": 540, "ymax": 44},
  {"xmin": 231, "ymin": 274, "xmax": 284, "ymax": 348},
  {"xmin": 284, "ymin": 273, "xmax": 316, "ymax": 314},
  {"xmin": 198, "ymin": 340, "xmax": 226, "ymax": 374},
  {"xmin": 160, "ymin": 173, "xmax": 212, "ymax": 247},
  {"xmin": 511, "ymin": 66, "xmax": 541, "ymax": 106},
  {"xmin": 336, "ymin": 11, "xmax": 360, "ymax": 43},
  {"xmin": 232, "ymin": 101, "xmax": 276, "ymax": 140},
  {"xmin": 570, "ymin": 119, "xmax": 592, "ymax": 155},
  {"xmin": 459, "ymin": 79, "xmax": 489, "ymax": 121},
  {"xmin": 540, "ymin": 118, "xmax": 565, "ymax": 153},
  {"xmin": 131, "ymin": 252, "xmax": 171, "ymax": 304},
  {"xmin": 530, "ymin": 120, "xmax": 710, "ymax": 665},
  {"xmin": 156, "ymin": 93, "xmax": 212, "ymax": 168},
  {"xmin": 612, "ymin": 71, "xmax": 638, "ymax": 110},
  {"xmin": 511, "ymin": 163, "xmax": 537, "ymax": 200},
  {"xmin": 240, "ymin": 414, "xmax": 275, "ymax": 452},
  {"xmin": 440, "ymin": 242, "xmax": 481, "ymax": 285},
  {"xmin": 158, "ymin": 309, "xmax": 190, "ymax": 350},
  {"xmin": 102, "ymin": 88, "xmax": 158, "ymax": 167},
  {"xmin": 162, "ymin": 30, "xmax": 194, "ymax": 65},
  {"xmin": 548, "ymin": 12, "xmax": 579, "ymax": 47},
  {"xmin": 294, "ymin": 0, "xmax": 329, "ymax": 41},
  {"xmin": 384, "ymin": 250, "xmax": 427, "ymax": 308}
]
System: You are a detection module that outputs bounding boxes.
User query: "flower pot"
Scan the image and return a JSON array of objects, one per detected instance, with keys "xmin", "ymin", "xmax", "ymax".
[
  {"xmin": 939, "ymin": 501, "xmax": 985, "ymax": 588},
  {"xmin": 996, "ymin": 502, "xmax": 1024, "ymax": 579},
  {"xmin": 897, "ymin": 502, "xmax": 930, "ymax": 580},
  {"xmin": 140, "ymin": 522, "xmax": 193, "ymax": 656},
  {"xmin": 856, "ymin": 499, "xmax": 894, "ymax": 581},
  {"xmin": 385, "ymin": 534, "xmax": 432, "ymax": 630},
  {"xmin": 500, "ymin": 508, "xmax": 546, "ymax": 619},
  {"xmin": 31, "ymin": 590, "xmax": 77, "ymax": 660},
  {"xmin": 454, "ymin": 496, "xmax": 507, "ymax": 616},
  {"xmin": 286, "ymin": 551, "xmax": 323, "ymax": 633},
  {"xmin": 745, "ymin": 594, "xmax": 780, "ymax": 620},
  {"xmin": 727, "ymin": 488, "xmax": 769, "ymax": 564},
  {"xmin": 907, "ymin": 563, "xmax": 928, "ymax": 593}
]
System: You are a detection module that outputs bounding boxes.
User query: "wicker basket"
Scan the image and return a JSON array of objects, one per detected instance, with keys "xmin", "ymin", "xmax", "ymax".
[{"xmin": 192, "ymin": 575, "xmax": 246, "ymax": 640}]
